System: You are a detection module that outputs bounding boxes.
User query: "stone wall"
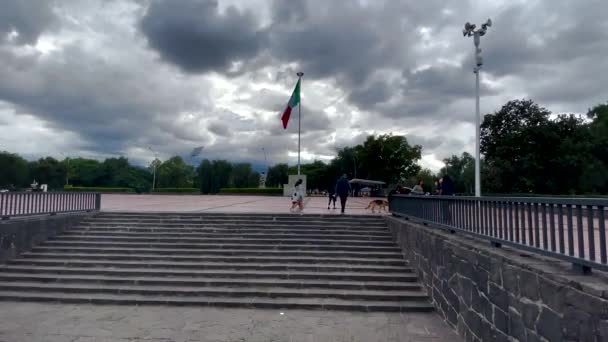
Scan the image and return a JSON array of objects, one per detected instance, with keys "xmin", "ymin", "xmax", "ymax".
[
  {"xmin": 385, "ymin": 216, "xmax": 608, "ymax": 342},
  {"xmin": 0, "ymin": 213, "xmax": 93, "ymax": 263}
]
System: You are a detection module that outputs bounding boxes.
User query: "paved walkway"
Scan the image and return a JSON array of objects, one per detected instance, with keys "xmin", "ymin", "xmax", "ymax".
[
  {"xmin": 101, "ymin": 194, "xmax": 388, "ymax": 215},
  {"xmin": 0, "ymin": 303, "xmax": 458, "ymax": 342}
]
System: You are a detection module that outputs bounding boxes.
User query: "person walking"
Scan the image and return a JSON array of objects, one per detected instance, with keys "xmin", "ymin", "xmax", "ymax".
[
  {"xmin": 335, "ymin": 174, "xmax": 351, "ymax": 214},
  {"xmin": 290, "ymin": 179, "xmax": 304, "ymax": 214},
  {"xmin": 412, "ymin": 179, "xmax": 425, "ymax": 195}
]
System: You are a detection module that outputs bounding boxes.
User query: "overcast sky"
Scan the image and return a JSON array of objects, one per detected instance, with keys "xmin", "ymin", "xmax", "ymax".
[{"xmin": 1, "ymin": 0, "xmax": 607, "ymax": 171}]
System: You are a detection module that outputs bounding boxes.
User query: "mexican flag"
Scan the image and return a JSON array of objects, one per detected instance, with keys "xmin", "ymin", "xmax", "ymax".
[{"xmin": 281, "ymin": 79, "xmax": 301, "ymax": 129}]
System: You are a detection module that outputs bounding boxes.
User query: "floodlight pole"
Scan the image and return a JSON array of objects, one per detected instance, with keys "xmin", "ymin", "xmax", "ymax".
[{"xmin": 463, "ymin": 20, "xmax": 491, "ymax": 197}]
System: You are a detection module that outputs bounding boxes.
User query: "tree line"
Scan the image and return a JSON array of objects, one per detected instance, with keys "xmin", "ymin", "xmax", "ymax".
[{"xmin": 1, "ymin": 99, "xmax": 606, "ymax": 195}]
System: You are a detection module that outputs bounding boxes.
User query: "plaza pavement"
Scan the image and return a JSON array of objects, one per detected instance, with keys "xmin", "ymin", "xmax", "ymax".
[{"xmin": 100, "ymin": 194, "xmax": 389, "ymax": 215}]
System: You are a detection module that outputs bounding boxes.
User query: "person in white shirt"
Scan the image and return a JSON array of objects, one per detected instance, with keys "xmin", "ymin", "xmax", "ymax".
[{"xmin": 290, "ymin": 179, "xmax": 304, "ymax": 213}]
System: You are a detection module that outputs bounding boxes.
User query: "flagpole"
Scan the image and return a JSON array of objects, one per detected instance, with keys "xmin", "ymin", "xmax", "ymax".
[{"xmin": 297, "ymin": 72, "xmax": 303, "ymax": 175}]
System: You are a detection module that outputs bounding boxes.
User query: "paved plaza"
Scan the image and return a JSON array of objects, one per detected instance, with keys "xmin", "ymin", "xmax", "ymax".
[
  {"xmin": 100, "ymin": 194, "xmax": 387, "ymax": 215},
  {"xmin": 0, "ymin": 303, "xmax": 457, "ymax": 342}
]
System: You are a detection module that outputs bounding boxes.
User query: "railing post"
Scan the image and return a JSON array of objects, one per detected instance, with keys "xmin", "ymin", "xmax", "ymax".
[{"xmin": 95, "ymin": 193, "xmax": 101, "ymax": 211}]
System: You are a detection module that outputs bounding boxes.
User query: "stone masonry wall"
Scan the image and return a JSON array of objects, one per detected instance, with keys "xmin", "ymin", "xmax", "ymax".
[
  {"xmin": 385, "ymin": 216, "xmax": 608, "ymax": 342},
  {"xmin": 0, "ymin": 213, "xmax": 93, "ymax": 264}
]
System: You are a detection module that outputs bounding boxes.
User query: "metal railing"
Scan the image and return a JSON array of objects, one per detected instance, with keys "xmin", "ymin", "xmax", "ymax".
[
  {"xmin": 390, "ymin": 195, "xmax": 608, "ymax": 274},
  {"xmin": 0, "ymin": 192, "xmax": 100, "ymax": 219}
]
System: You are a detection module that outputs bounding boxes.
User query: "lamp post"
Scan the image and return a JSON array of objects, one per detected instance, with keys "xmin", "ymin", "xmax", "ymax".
[
  {"xmin": 60, "ymin": 152, "xmax": 70, "ymax": 186},
  {"xmin": 463, "ymin": 19, "xmax": 492, "ymax": 197},
  {"xmin": 148, "ymin": 147, "xmax": 158, "ymax": 191}
]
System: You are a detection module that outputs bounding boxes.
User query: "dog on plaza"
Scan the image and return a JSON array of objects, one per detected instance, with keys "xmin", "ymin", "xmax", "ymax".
[{"xmin": 366, "ymin": 199, "xmax": 389, "ymax": 213}]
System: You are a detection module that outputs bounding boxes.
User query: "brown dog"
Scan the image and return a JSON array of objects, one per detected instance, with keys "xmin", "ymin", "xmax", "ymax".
[{"xmin": 366, "ymin": 199, "xmax": 389, "ymax": 213}]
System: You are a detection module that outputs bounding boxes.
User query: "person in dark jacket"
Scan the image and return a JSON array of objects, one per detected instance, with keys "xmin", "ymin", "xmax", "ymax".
[
  {"xmin": 335, "ymin": 174, "xmax": 351, "ymax": 214},
  {"xmin": 440, "ymin": 175, "xmax": 455, "ymax": 196}
]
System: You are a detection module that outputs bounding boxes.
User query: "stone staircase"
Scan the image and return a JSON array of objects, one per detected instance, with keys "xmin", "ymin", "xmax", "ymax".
[{"xmin": 0, "ymin": 212, "xmax": 432, "ymax": 312}]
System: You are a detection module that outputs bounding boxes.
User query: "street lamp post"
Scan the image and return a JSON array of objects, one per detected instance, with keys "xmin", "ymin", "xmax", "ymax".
[
  {"xmin": 148, "ymin": 147, "xmax": 158, "ymax": 191},
  {"xmin": 463, "ymin": 19, "xmax": 492, "ymax": 197},
  {"xmin": 60, "ymin": 152, "xmax": 70, "ymax": 186}
]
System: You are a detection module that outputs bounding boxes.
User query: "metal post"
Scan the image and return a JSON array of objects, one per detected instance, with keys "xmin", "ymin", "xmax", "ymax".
[
  {"xmin": 297, "ymin": 72, "xmax": 303, "ymax": 176},
  {"xmin": 475, "ymin": 64, "xmax": 481, "ymax": 197},
  {"xmin": 463, "ymin": 20, "xmax": 491, "ymax": 197},
  {"xmin": 152, "ymin": 164, "xmax": 156, "ymax": 191},
  {"xmin": 66, "ymin": 158, "xmax": 70, "ymax": 186}
]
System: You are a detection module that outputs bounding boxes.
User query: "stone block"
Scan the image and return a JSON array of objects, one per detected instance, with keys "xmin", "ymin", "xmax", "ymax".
[
  {"xmin": 464, "ymin": 310, "xmax": 483, "ymax": 336},
  {"xmin": 502, "ymin": 264, "xmax": 519, "ymax": 295},
  {"xmin": 598, "ymin": 320, "xmax": 608, "ymax": 340},
  {"xmin": 508, "ymin": 307, "xmax": 527, "ymax": 342},
  {"xmin": 537, "ymin": 308, "xmax": 563, "ymax": 342},
  {"xmin": 472, "ymin": 289, "xmax": 491, "ymax": 319},
  {"xmin": 526, "ymin": 330, "xmax": 542, "ymax": 342},
  {"xmin": 521, "ymin": 301, "xmax": 540, "ymax": 330},
  {"xmin": 489, "ymin": 282, "xmax": 509, "ymax": 312},
  {"xmin": 563, "ymin": 308, "xmax": 594, "ymax": 341},
  {"xmin": 445, "ymin": 288, "xmax": 461, "ymax": 312},
  {"xmin": 493, "ymin": 306, "xmax": 508, "ymax": 334},
  {"xmin": 447, "ymin": 307, "xmax": 458, "ymax": 327},
  {"xmin": 462, "ymin": 275, "xmax": 475, "ymax": 304},
  {"xmin": 457, "ymin": 258, "xmax": 474, "ymax": 280},
  {"xmin": 479, "ymin": 318, "xmax": 494, "ymax": 342},
  {"xmin": 564, "ymin": 287, "xmax": 608, "ymax": 318},
  {"xmin": 519, "ymin": 270, "xmax": 539, "ymax": 301},
  {"xmin": 472, "ymin": 267, "xmax": 489, "ymax": 294},
  {"xmin": 489, "ymin": 258, "xmax": 503, "ymax": 285},
  {"xmin": 494, "ymin": 329, "xmax": 510, "ymax": 342},
  {"xmin": 538, "ymin": 276, "xmax": 566, "ymax": 313},
  {"xmin": 477, "ymin": 252, "xmax": 491, "ymax": 271}
]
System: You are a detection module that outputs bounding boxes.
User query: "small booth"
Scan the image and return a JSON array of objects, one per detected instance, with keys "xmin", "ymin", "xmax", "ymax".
[{"xmin": 348, "ymin": 178, "xmax": 386, "ymax": 197}]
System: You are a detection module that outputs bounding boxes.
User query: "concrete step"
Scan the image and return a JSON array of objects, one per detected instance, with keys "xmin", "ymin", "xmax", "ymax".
[
  {"xmin": 53, "ymin": 235, "xmax": 396, "ymax": 247},
  {"xmin": 42, "ymin": 240, "xmax": 402, "ymax": 252},
  {"xmin": 71, "ymin": 226, "xmax": 389, "ymax": 235},
  {"xmin": 78, "ymin": 221, "xmax": 388, "ymax": 230},
  {"xmin": 0, "ymin": 282, "xmax": 426, "ymax": 301},
  {"xmin": 64, "ymin": 230, "xmax": 393, "ymax": 241},
  {"xmin": 31, "ymin": 246, "xmax": 404, "ymax": 259},
  {"xmin": 0, "ymin": 265, "xmax": 418, "ymax": 282},
  {"xmin": 11, "ymin": 258, "xmax": 412, "ymax": 273},
  {"xmin": 96, "ymin": 213, "xmax": 385, "ymax": 221},
  {"xmin": 21, "ymin": 252, "xmax": 407, "ymax": 266},
  {"xmin": 0, "ymin": 273, "xmax": 420, "ymax": 291},
  {"xmin": 87, "ymin": 215, "xmax": 385, "ymax": 222},
  {"xmin": 0, "ymin": 291, "xmax": 433, "ymax": 312}
]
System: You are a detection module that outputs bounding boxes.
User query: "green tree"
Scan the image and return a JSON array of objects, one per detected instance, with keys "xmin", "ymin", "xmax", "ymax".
[
  {"xmin": 481, "ymin": 99, "xmax": 596, "ymax": 195},
  {"xmin": 28, "ymin": 157, "xmax": 66, "ymax": 190},
  {"xmin": 197, "ymin": 159, "xmax": 213, "ymax": 194},
  {"xmin": 0, "ymin": 151, "xmax": 29, "ymax": 189},
  {"xmin": 248, "ymin": 171, "xmax": 261, "ymax": 188},
  {"xmin": 584, "ymin": 102, "xmax": 608, "ymax": 193},
  {"xmin": 354, "ymin": 134, "xmax": 422, "ymax": 184},
  {"xmin": 157, "ymin": 156, "xmax": 194, "ymax": 188},
  {"xmin": 69, "ymin": 158, "xmax": 103, "ymax": 186},
  {"xmin": 230, "ymin": 163, "xmax": 254, "ymax": 188},
  {"xmin": 210, "ymin": 160, "xmax": 232, "ymax": 193},
  {"xmin": 440, "ymin": 152, "xmax": 475, "ymax": 194},
  {"xmin": 266, "ymin": 163, "xmax": 288, "ymax": 187}
]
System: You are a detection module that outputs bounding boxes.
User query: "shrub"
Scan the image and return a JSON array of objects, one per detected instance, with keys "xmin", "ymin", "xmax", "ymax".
[
  {"xmin": 151, "ymin": 188, "xmax": 200, "ymax": 193},
  {"xmin": 219, "ymin": 188, "xmax": 282, "ymax": 195},
  {"xmin": 63, "ymin": 185, "xmax": 134, "ymax": 193}
]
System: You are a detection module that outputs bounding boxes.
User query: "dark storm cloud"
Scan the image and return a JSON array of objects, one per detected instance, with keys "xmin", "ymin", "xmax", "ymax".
[
  {"xmin": 0, "ymin": 43, "xmax": 206, "ymax": 155},
  {"xmin": 0, "ymin": 0, "xmax": 58, "ymax": 45},
  {"xmin": 140, "ymin": 0, "xmax": 267, "ymax": 73}
]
